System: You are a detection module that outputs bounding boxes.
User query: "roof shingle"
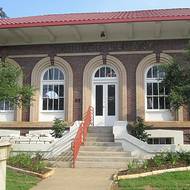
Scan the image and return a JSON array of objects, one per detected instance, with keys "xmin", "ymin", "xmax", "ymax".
[{"xmin": 0, "ymin": 8, "xmax": 190, "ymax": 29}]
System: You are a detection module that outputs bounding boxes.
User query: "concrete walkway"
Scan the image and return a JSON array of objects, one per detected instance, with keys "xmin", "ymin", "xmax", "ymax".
[{"xmin": 31, "ymin": 168, "xmax": 116, "ymax": 190}]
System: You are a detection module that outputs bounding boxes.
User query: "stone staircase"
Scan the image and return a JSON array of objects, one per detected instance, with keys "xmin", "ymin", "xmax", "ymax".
[{"xmin": 75, "ymin": 126, "xmax": 135, "ymax": 169}]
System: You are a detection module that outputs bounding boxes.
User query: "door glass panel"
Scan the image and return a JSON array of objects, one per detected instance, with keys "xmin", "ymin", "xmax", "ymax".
[
  {"xmin": 96, "ymin": 85, "xmax": 103, "ymax": 116},
  {"xmin": 108, "ymin": 85, "xmax": 115, "ymax": 116}
]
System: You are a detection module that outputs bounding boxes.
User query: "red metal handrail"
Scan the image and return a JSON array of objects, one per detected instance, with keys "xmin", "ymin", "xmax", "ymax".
[{"xmin": 72, "ymin": 106, "xmax": 94, "ymax": 168}]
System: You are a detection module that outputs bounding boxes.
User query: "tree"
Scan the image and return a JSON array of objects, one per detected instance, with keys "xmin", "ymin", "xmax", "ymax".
[
  {"xmin": 0, "ymin": 61, "xmax": 35, "ymax": 109},
  {"xmin": 0, "ymin": 8, "xmax": 8, "ymax": 18},
  {"xmin": 128, "ymin": 117, "xmax": 150, "ymax": 142},
  {"xmin": 161, "ymin": 46, "xmax": 190, "ymax": 112}
]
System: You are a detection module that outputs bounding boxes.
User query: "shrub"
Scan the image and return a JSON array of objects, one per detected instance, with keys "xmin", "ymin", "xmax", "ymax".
[
  {"xmin": 8, "ymin": 153, "xmax": 46, "ymax": 173},
  {"xmin": 128, "ymin": 117, "xmax": 151, "ymax": 142},
  {"xmin": 51, "ymin": 118, "xmax": 67, "ymax": 138}
]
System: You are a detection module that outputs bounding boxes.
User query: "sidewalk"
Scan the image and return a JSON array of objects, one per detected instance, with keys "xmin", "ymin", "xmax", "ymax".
[{"xmin": 31, "ymin": 168, "xmax": 116, "ymax": 190}]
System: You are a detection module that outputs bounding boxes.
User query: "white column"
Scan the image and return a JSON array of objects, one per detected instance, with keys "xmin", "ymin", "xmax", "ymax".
[{"xmin": 0, "ymin": 143, "xmax": 11, "ymax": 190}]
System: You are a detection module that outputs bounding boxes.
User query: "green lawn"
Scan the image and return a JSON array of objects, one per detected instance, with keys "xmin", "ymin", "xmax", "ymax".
[
  {"xmin": 119, "ymin": 171, "xmax": 190, "ymax": 190},
  {"xmin": 7, "ymin": 169, "xmax": 40, "ymax": 190}
]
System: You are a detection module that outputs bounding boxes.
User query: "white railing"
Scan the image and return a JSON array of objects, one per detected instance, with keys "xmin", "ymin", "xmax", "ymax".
[
  {"xmin": 113, "ymin": 121, "xmax": 190, "ymax": 159},
  {"xmin": 43, "ymin": 121, "xmax": 81, "ymax": 159}
]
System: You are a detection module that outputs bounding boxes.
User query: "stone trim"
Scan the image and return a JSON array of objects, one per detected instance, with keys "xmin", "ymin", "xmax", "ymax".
[
  {"xmin": 136, "ymin": 53, "xmax": 181, "ymax": 120},
  {"xmin": 30, "ymin": 56, "xmax": 73, "ymax": 122},
  {"xmin": 83, "ymin": 55, "xmax": 127, "ymax": 120}
]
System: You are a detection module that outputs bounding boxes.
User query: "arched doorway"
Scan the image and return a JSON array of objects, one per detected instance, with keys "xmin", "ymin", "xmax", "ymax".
[{"xmin": 92, "ymin": 65, "xmax": 118, "ymax": 126}]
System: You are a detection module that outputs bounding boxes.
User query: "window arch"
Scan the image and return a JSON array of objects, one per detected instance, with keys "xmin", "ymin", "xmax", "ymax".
[
  {"xmin": 41, "ymin": 67, "xmax": 64, "ymax": 111},
  {"xmin": 94, "ymin": 66, "xmax": 117, "ymax": 79},
  {"xmin": 145, "ymin": 65, "xmax": 170, "ymax": 110}
]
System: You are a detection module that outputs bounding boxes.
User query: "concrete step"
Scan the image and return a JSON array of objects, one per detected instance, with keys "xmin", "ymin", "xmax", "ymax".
[
  {"xmin": 86, "ymin": 136, "xmax": 114, "ymax": 142},
  {"xmin": 88, "ymin": 127, "xmax": 113, "ymax": 133},
  {"xmin": 87, "ymin": 133, "xmax": 114, "ymax": 137},
  {"xmin": 78, "ymin": 150, "xmax": 131, "ymax": 157},
  {"xmin": 84, "ymin": 142, "xmax": 122, "ymax": 146},
  {"xmin": 75, "ymin": 161, "xmax": 129, "ymax": 169},
  {"xmin": 77, "ymin": 156, "xmax": 134, "ymax": 162},
  {"xmin": 80, "ymin": 145, "xmax": 123, "ymax": 151}
]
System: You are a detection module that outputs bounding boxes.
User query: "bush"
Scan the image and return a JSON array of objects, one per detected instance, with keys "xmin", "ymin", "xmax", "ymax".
[
  {"xmin": 128, "ymin": 117, "xmax": 151, "ymax": 142},
  {"xmin": 51, "ymin": 118, "xmax": 67, "ymax": 138},
  {"xmin": 8, "ymin": 153, "xmax": 47, "ymax": 173}
]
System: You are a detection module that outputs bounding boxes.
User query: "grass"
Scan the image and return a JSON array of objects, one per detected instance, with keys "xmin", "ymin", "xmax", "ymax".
[
  {"xmin": 119, "ymin": 171, "xmax": 190, "ymax": 190},
  {"xmin": 7, "ymin": 168, "xmax": 40, "ymax": 190}
]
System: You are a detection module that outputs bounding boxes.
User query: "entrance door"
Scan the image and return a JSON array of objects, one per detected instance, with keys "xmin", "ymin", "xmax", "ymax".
[{"xmin": 93, "ymin": 83, "xmax": 118, "ymax": 126}]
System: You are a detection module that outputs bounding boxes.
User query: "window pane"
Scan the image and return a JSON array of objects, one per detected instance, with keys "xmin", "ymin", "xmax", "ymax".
[
  {"xmin": 59, "ymin": 85, "xmax": 64, "ymax": 97},
  {"xmin": 0, "ymin": 101, "xmax": 4, "ymax": 110},
  {"xmin": 48, "ymin": 99, "xmax": 53, "ymax": 110},
  {"xmin": 43, "ymin": 85, "xmax": 48, "ymax": 97},
  {"xmin": 95, "ymin": 70, "xmax": 99, "ymax": 77},
  {"xmin": 160, "ymin": 138, "xmax": 166, "ymax": 144},
  {"xmin": 166, "ymin": 138, "xmax": 172, "ymax": 144},
  {"xmin": 147, "ymin": 83, "xmax": 152, "ymax": 95},
  {"xmin": 49, "ymin": 68, "xmax": 54, "ymax": 80},
  {"xmin": 159, "ymin": 97, "xmax": 165, "ymax": 109},
  {"xmin": 96, "ymin": 85, "xmax": 103, "ymax": 115},
  {"xmin": 147, "ymin": 97, "xmax": 153, "ymax": 109},
  {"xmin": 54, "ymin": 99, "xmax": 58, "ymax": 110},
  {"xmin": 59, "ymin": 71, "xmax": 64, "ymax": 80},
  {"xmin": 111, "ymin": 69, "xmax": 116, "ymax": 77},
  {"xmin": 153, "ymin": 97, "xmax": 158, "ymax": 109},
  {"xmin": 165, "ymin": 97, "xmax": 170, "ymax": 109},
  {"xmin": 100, "ymin": 67, "xmax": 105, "ymax": 77},
  {"xmin": 154, "ymin": 138, "xmax": 159, "ymax": 144},
  {"xmin": 43, "ymin": 71, "xmax": 48, "ymax": 80},
  {"xmin": 5, "ymin": 101, "xmax": 10, "ymax": 110},
  {"xmin": 54, "ymin": 68, "xmax": 59, "ymax": 80},
  {"xmin": 153, "ymin": 83, "xmax": 158, "ymax": 95},
  {"xmin": 43, "ymin": 99, "xmax": 47, "ymax": 110},
  {"xmin": 158, "ymin": 67, "xmax": 165, "ymax": 78},
  {"xmin": 153, "ymin": 66, "xmax": 158, "ymax": 78},
  {"xmin": 147, "ymin": 138, "xmax": 153, "ymax": 144},
  {"xmin": 108, "ymin": 85, "xmax": 115, "ymax": 116},
  {"xmin": 147, "ymin": 68, "xmax": 152, "ymax": 78},
  {"xmin": 165, "ymin": 87, "xmax": 170, "ymax": 95},
  {"xmin": 59, "ymin": 98, "xmax": 64, "ymax": 110},
  {"xmin": 106, "ymin": 67, "xmax": 111, "ymax": 77},
  {"xmin": 159, "ymin": 83, "xmax": 164, "ymax": 95},
  {"xmin": 54, "ymin": 85, "xmax": 59, "ymax": 95}
]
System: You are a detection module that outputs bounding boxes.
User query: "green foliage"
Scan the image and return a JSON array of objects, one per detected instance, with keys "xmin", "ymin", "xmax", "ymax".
[
  {"xmin": 0, "ymin": 61, "xmax": 35, "ymax": 108},
  {"xmin": 51, "ymin": 118, "xmax": 67, "ymax": 138},
  {"xmin": 128, "ymin": 160, "xmax": 140, "ymax": 171},
  {"xmin": 161, "ymin": 46, "xmax": 190, "ymax": 111},
  {"xmin": 128, "ymin": 117, "xmax": 150, "ymax": 142},
  {"xmin": 8, "ymin": 153, "xmax": 46, "ymax": 173}
]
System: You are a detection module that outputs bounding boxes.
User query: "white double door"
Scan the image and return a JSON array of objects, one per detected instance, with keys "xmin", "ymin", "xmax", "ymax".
[{"xmin": 93, "ymin": 82, "xmax": 118, "ymax": 126}]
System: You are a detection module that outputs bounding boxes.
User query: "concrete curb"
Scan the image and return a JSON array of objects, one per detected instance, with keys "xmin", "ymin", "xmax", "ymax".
[
  {"xmin": 7, "ymin": 165, "xmax": 55, "ymax": 179},
  {"xmin": 115, "ymin": 166, "xmax": 190, "ymax": 180}
]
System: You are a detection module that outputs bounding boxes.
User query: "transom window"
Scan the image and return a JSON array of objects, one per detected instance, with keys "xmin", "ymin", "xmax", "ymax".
[
  {"xmin": 146, "ymin": 65, "xmax": 170, "ymax": 110},
  {"xmin": 94, "ymin": 66, "xmax": 117, "ymax": 78},
  {"xmin": 42, "ymin": 67, "xmax": 64, "ymax": 111},
  {"xmin": 0, "ymin": 100, "xmax": 13, "ymax": 111}
]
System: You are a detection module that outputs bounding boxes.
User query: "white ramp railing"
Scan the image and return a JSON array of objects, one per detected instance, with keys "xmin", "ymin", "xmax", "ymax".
[{"xmin": 43, "ymin": 121, "xmax": 81, "ymax": 159}]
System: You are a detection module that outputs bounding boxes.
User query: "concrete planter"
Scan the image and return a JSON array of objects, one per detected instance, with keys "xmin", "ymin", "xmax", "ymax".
[
  {"xmin": 0, "ymin": 142, "xmax": 11, "ymax": 190},
  {"xmin": 7, "ymin": 165, "xmax": 55, "ymax": 179},
  {"xmin": 115, "ymin": 166, "xmax": 190, "ymax": 180}
]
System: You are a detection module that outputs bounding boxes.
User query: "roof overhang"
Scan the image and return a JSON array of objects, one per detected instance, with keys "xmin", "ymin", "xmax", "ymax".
[{"xmin": 0, "ymin": 20, "xmax": 190, "ymax": 46}]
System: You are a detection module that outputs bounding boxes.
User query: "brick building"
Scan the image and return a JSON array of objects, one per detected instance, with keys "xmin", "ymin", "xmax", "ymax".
[{"xmin": 0, "ymin": 8, "xmax": 190, "ymax": 135}]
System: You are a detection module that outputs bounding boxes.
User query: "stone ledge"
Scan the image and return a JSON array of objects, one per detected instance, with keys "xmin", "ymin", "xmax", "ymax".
[
  {"xmin": 115, "ymin": 166, "xmax": 190, "ymax": 180},
  {"xmin": 7, "ymin": 165, "xmax": 55, "ymax": 179}
]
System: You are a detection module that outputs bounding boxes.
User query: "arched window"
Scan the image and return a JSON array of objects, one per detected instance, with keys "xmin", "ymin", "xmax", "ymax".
[
  {"xmin": 94, "ymin": 66, "xmax": 117, "ymax": 78},
  {"xmin": 42, "ymin": 67, "xmax": 64, "ymax": 111},
  {"xmin": 146, "ymin": 65, "xmax": 170, "ymax": 110}
]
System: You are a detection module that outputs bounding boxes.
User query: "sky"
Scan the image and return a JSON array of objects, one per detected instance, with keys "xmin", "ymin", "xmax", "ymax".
[{"xmin": 1, "ymin": 0, "xmax": 190, "ymax": 18}]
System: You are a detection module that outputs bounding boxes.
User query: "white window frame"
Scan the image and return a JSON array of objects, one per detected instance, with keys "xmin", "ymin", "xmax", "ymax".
[
  {"xmin": 40, "ymin": 67, "xmax": 65, "ymax": 113},
  {"xmin": 0, "ymin": 100, "xmax": 14, "ymax": 113},
  {"xmin": 145, "ymin": 64, "xmax": 170, "ymax": 112}
]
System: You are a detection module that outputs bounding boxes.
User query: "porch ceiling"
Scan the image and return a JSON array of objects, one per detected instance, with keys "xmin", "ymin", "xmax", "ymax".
[{"xmin": 0, "ymin": 20, "xmax": 189, "ymax": 46}]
